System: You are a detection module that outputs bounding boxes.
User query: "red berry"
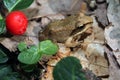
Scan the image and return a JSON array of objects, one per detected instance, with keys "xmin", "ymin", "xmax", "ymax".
[{"xmin": 5, "ymin": 11, "xmax": 28, "ymax": 35}]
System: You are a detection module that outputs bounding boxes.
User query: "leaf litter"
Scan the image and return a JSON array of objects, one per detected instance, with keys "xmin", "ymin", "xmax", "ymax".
[{"xmin": 1, "ymin": 0, "xmax": 120, "ymax": 80}]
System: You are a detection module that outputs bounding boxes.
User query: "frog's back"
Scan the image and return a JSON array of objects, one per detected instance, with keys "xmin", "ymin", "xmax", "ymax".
[{"xmin": 40, "ymin": 15, "xmax": 78, "ymax": 42}]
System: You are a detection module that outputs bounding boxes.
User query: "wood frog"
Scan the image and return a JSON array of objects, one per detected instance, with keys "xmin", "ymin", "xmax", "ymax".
[{"xmin": 39, "ymin": 13, "xmax": 93, "ymax": 47}]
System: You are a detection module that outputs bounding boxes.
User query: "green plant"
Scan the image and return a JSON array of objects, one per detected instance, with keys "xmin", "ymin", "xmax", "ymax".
[
  {"xmin": 0, "ymin": 48, "xmax": 21, "ymax": 80},
  {"xmin": 0, "ymin": 49, "xmax": 8, "ymax": 63},
  {"xmin": 0, "ymin": 40, "xmax": 58, "ymax": 79},
  {"xmin": 53, "ymin": 56, "xmax": 87, "ymax": 80},
  {"xmin": 0, "ymin": 0, "xmax": 34, "ymax": 35},
  {"xmin": 0, "ymin": 0, "xmax": 37, "ymax": 79},
  {"xmin": 3, "ymin": 0, "xmax": 34, "ymax": 12},
  {"xmin": 18, "ymin": 40, "xmax": 58, "ymax": 64}
]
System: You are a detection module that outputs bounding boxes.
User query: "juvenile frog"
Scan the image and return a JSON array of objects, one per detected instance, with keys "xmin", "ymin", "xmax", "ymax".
[{"xmin": 39, "ymin": 13, "xmax": 93, "ymax": 47}]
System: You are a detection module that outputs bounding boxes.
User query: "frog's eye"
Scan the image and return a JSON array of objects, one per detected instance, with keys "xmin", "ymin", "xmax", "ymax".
[{"xmin": 75, "ymin": 21, "xmax": 87, "ymax": 32}]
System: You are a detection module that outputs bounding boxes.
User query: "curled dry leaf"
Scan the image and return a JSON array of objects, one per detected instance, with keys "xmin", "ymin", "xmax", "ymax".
[
  {"xmin": 104, "ymin": 0, "xmax": 120, "ymax": 80},
  {"xmin": 72, "ymin": 43, "xmax": 108, "ymax": 76},
  {"xmin": 71, "ymin": 49, "xmax": 89, "ymax": 68},
  {"xmin": 1, "ymin": 38, "xmax": 18, "ymax": 51},
  {"xmin": 104, "ymin": 25, "xmax": 120, "ymax": 51},
  {"xmin": 94, "ymin": 1, "xmax": 108, "ymax": 27},
  {"xmin": 41, "ymin": 66, "xmax": 54, "ymax": 80},
  {"xmin": 87, "ymin": 45, "xmax": 108, "ymax": 76},
  {"xmin": 105, "ymin": 0, "xmax": 120, "ymax": 65},
  {"xmin": 105, "ymin": 46, "xmax": 120, "ymax": 80}
]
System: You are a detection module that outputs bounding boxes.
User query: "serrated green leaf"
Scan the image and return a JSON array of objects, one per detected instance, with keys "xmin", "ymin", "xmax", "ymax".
[
  {"xmin": 0, "ymin": 65, "xmax": 12, "ymax": 78},
  {"xmin": 18, "ymin": 42, "xmax": 27, "ymax": 52},
  {"xmin": 0, "ymin": 19, "xmax": 6, "ymax": 34},
  {"xmin": 18, "ymin": 46, "xmax": 41, "ymax": 64},
  {"xmin": 3, "ymin": 0, "xmax": 34, "ymax": 12},
  {"xmin": 39, "ymin": 40, "xmax": 58, "ymax": 55},
  {"xmin": 53, "ymin": 56, "xmax": 86, "ymax": 80},
  {"xmin": 0, "ymin": 49, "xmax": 8, "ymax": 63}
]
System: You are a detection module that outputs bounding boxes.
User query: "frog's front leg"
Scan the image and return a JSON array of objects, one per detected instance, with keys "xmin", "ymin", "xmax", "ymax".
[{"xmin": 65, "ymin": 36, "xmax": 82, "ymax": 47}]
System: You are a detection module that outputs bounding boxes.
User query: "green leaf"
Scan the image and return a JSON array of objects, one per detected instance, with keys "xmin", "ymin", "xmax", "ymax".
[
  {"xmin": 39, "ymin": 40, "xmax": 58, "ymax": 55},
  {"xmin": 53, "ymin": 56, "xmax": 86, "ymax": 80},
  {"xmin": 0, "ymin": 49, "xmax": 8, "ymax": 63},
  {"xmin": 18, "ymin": 42, "xmax": 27, "ymax": 52},
  {"xmin": 0, "ymin": 14, "xmax": 3, "ymax": 20},
  {"xmin": 21, "ymin": 64, "xmax": 35, "ymax": 72},
  {"xmin": 12, "ymin": 0, "xmax": 34, "ymax": 11},
  {"xmin": 2, "ymin": 72, "xmax": 21, "ymax": 80},
  {"xmin": 18, "ymin": 46, "xmax": 41, "ymax": 64},
  {"xmin": 0, "ymin": 65, "xmax": 12, "ymax": 78},
  {"xmin": 0, "ymin": 19, "xmax": 6, "ymax": 34},
  {"xmin": 3, "ymin": 0, "xmax": 34, "ymax": 12},
  {"xmin": 3, "ymin": 0, "xmax": 21, "ymax": 12},
  {"xmin": 2, "ymin": 76, "xmax": 21, "ymax": 80}
]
